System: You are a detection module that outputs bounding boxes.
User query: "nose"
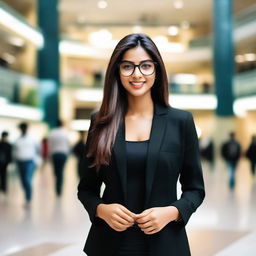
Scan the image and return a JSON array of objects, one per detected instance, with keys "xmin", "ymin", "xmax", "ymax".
[{"xmin": 132, "ymin": 66, "xmax": 142, "ymax": 77}]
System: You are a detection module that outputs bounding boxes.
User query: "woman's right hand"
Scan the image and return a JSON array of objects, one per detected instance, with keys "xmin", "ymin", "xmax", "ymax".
[{"xmin": 96, "ymin": 203, "xmax": 135, "ymax": 231}]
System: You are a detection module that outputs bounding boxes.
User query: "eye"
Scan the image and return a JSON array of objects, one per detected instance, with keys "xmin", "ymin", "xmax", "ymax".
[
  {"xmin": 120, "ymin": 62, "xmax": 134, "ymax": 70},
  {"xmin": 140, "ymin": 62, "xmax": 153, "ymax": 69}
]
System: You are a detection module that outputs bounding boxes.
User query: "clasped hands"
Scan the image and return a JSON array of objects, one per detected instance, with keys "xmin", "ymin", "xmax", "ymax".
[{"xmin": 96, "ymin": 203, "xmax": 179, "ymax": 234}]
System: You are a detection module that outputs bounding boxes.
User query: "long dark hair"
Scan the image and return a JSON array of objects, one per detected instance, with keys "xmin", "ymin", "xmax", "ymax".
[{"xmin": 87, "ymin": 33, "xmax": 169, "ymax": 168}]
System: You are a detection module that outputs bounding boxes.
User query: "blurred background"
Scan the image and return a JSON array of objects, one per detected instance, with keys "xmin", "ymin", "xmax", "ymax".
[{"xmin": 0, "ymin": 0, "xmax": 256, "ymax": 255}]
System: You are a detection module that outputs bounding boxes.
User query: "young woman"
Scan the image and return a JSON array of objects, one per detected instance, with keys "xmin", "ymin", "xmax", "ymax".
[{"xmin": 78, "ymin": 33, "xmax": 205, "ymax": 256}]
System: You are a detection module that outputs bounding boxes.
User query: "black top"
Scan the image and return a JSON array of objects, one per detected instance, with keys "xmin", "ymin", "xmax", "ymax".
[
  {"xmin": 126, "ymin": 140, "xmax": 149, "ymax": 214},
  {"xmin": 116, "ymin": 140, "xmax": 149, "ymax": 256}
]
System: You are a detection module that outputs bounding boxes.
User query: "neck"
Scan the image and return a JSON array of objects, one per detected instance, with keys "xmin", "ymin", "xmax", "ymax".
[{"xmin": 126, "ymin": 94, "xmax": 154, "ymax": 117}]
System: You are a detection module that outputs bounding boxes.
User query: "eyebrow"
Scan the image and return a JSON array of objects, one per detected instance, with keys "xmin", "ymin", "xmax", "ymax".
[{"xmin": 120, "ymin": 59, "xmax": 153, "ymax": 64}]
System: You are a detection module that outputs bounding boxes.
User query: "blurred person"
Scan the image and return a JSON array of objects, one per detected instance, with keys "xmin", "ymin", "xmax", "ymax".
[
  {"xmin": 48, "ymin": 119, "xmax": 70, "ymax": 196},
  {"xmin": 0, "ymin": 131, "xmax": 12, "ymax": 194},
  {"xmin": 221, "ymin": 132, "xmax": 241, "ymax": 190},
  {"xmin": 199, "ymin": 136, "xmax": 215, "ymax": 170},
  {"xmin": 41, "ymin": 137, "xmax": 49, "ymax": 168},
  {"xmin": 73, "ymin": 131, "xmax": 86, "ymax": 179},
  {"xmin": 245, "ymin": 135, "xmax": 256, "ymax": 176},
  {"xmin": 13, "ymin": 122, "xmax": 40, "ymax": 206},
  {"xmin": 78, "ymin": 34, "xmax": 205, "ymax": 256}
]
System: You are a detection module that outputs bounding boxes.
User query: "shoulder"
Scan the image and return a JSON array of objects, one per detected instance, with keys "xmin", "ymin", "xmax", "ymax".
[{"xmin": 165, "ymin": 106, "xmax": 193, "ymax": 121}]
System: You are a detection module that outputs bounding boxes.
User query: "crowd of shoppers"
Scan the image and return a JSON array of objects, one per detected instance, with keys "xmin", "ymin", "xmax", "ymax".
[{"xmin": 1, "ymin": 119, "xmax": 255, "ymax": 208}]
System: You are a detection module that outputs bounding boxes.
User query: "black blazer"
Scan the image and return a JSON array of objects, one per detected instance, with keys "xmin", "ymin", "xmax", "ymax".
[{"xmin": 78, "ymin": 104, "xmax": 205, "ymax": 256}]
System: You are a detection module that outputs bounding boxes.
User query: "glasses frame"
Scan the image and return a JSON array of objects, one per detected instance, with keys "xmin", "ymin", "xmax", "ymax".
[{"xmin": 119, "ymin": 60, "xmax": 157, "ymax": 77}]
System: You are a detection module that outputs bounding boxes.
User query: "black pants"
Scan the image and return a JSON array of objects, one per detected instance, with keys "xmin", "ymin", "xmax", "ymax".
[
  {"xmin": 0, "ymin": 163, "xmax": 8, "ymax": 193},
  {"xmin": 52, "ymin": 153, "xmax": 67, "ymax": 196}
]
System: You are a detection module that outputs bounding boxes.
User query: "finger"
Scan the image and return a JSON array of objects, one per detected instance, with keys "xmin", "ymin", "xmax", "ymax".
[
  {"xmin": 119, "ymin": 205, "xmax": 137, "ymax": 219},
  {"xmin": 112, "ymin": 225, "xmax": 126, "ymax": 232},
  {"xmin": 144, "ymin": 228, "xmax": 158, "ymax": 235},
  {"xmin": 136, "ymin": 214, "xmax": 152, "ymax": 224},
  {"xmin": 112, "ymin": 221, "xmax": 130, "ymax": 231},
  {"xmin": 141, "ymin": 224, "xmax": 156, "ymax": 233},
  {"xmin": 135, "ymin": 209, "xmax": 153, "ymax": 220},
  {"xmin": 113, "ymin": 213, "xmax": 133, "ymax": 225},
  {"xmin": 117, "ymin": 208, "xmax": 135, "ymax": 223},
  {"xmin": 138, "ymin": 221, "xmax": 152, "ymax": 229}
]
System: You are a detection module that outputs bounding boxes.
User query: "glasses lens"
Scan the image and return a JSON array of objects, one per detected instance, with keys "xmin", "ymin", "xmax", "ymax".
[
  {"xmin": 139, "ymin": 61, "xmax": 155, "ymax": 76},
  {"xmin": 119, "ymin": 61, "xmax": 156, "ymax": 76},
  {"xmin": 119, "ymin": 62, "xmax": 134, "ymax": 76}
]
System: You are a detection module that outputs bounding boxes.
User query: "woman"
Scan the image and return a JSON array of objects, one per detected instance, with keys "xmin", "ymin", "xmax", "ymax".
[{"xmin": 78, "ymin": 33, "xmax": 205, "ymax": 256}]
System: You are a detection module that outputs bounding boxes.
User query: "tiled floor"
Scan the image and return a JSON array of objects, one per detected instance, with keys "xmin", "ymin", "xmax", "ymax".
[{"xmin": 0, "ymin": 157, "xmax": 256, "ymax": 256}]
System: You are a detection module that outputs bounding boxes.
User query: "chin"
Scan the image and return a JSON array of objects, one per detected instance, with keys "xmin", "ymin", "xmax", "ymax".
[{"xmin": 127, "ymin": 89, "xmax": 150, "ymax": 98}]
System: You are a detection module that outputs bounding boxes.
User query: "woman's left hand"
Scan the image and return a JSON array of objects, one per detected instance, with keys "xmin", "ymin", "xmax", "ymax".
[{"xmin": 135, "ymin": 206, "xmax": 179, "ymax": 234}]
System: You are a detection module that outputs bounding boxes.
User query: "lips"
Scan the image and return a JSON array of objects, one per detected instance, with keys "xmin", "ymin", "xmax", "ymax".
[{"xmin": 130, "ymin": 81, "xmax": 145, "ymax": 89}]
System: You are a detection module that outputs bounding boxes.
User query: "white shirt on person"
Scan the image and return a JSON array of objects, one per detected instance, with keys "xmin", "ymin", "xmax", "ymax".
[
  {"xmin": 14, "ymin": 134, "xmax": 40, "ymax": 162},
  {"xmin": 48, "ymin": 127, "xmax": 71, "ymax": 155}
]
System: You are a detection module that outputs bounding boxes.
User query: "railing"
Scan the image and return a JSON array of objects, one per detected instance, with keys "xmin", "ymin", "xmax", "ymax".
[
  {"xmin": 0, "ymin": 67, "xmax": 40, "ymax": 107},
  {"xmin": 189, "ymin": 4, "xmax": 256, "ymax": 48},
  {"xmin": 234, "ymin": 70, "xmax": 256, "ymax": 98}
]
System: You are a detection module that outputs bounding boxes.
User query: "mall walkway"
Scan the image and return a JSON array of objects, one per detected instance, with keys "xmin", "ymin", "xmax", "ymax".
[{"xmin": 0, "ymin": 156, "xmax": 256, "ymax": 256}]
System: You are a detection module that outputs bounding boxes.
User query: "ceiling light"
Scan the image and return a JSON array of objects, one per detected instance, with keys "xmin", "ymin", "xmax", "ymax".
[
  {"xmin": 168, "ymin": 26, "xmax": 179, "ymax": 36},
  {"xmin": 244, "ymin": 53, "xmax": 256, "ymax": 62},
  {"xmin": 174, "ymin": 0, "xmax": 184, "ymax": 9},
  {"xmin": 98, "ymin": 0, "xmax": 108, "ymax": 9},
  {"xmin": 132, "ymin": 26, "xmax": 142, "ymax": 33},
  {"xmin": 0, "ymin": 6, "xmax": 44, "ymax": 48}
]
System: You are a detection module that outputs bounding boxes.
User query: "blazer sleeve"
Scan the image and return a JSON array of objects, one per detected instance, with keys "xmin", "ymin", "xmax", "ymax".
[
  {"xmin": 77, "ymin": 113, "xmax": 104, "ymax": 223},
  {"xmin": 171, "ymin": 112, "xmax": 205, "ymax": 225}
]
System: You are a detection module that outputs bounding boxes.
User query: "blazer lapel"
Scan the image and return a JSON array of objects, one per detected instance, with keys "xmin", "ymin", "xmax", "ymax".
[
  {"xmin": 112, "ymin": 104, "xmax": 168, "ymax": 206},
  {"xmin": 113, "ymin": 120, "xmax": 127, "ymax": 203},
  {"xmin": 145, "ymin": 104, "xmax": 168, "ymax": 207}
]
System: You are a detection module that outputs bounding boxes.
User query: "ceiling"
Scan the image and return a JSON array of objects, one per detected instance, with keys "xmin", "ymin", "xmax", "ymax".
[
  {"xmin": 1, "ymin": 0, "xmax": 256, "ymax": 73},
  {"xmin": 3, "ymin": 0, "xmax": 256, "ymax": 38}
]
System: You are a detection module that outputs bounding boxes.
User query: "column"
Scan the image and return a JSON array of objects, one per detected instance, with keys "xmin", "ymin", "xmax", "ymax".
[
  {"xmin": 37, "ymin": 0, "xmax": 59, "ymax": 128},
  {"xmin": 213, "ymin": 0, "xmax": 236, "ymax": 157}
]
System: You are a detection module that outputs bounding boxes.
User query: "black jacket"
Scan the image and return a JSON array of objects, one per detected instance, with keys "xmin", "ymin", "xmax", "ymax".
[
  {"xmin": 221, "ymin": 139, "xmax": 241, "ymax": 162},
  {"xmin": 0, "ymin": 141, "xmax": 12, "ymax": 165},
  {"xmin": 246, "ymin": 142, "xmax": 256, "ymax": 162},
  {"xmin": 78, "ymin": 105, "xmax": 205, "ymax": 256}
]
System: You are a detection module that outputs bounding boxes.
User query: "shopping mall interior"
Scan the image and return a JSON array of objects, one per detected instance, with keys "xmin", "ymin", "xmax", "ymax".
[{"xmin": 0, "ymin": 0, "xmax": 256, "ymax": 255}]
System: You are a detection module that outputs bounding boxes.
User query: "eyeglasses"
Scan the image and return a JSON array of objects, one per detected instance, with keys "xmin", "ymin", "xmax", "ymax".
[{"xmin": 119, "ymin": 60, "xmax": 157, "ymax": 77}]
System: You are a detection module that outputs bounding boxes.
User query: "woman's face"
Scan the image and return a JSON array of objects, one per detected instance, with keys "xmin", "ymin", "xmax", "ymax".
[{"xmin": 119, "ymin": 46, "xmax": 156, "ymax": 98}]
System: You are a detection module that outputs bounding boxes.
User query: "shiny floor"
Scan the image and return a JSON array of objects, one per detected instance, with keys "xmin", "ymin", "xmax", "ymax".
[{"xmin": 0, "ymin": 157, "xmax": 256, "ymax": 256}]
